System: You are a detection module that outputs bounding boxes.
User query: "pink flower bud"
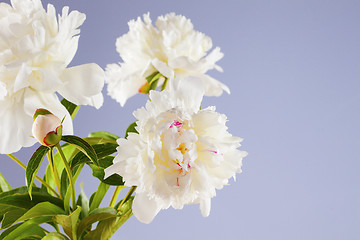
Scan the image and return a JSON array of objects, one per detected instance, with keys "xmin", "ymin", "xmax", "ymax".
[{"xmin": 32, "ymin": 109, "xmax": 63, "ymax": 147}]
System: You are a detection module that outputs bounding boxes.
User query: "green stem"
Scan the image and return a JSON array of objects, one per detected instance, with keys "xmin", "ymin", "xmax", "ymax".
[
  {"xmin": 161, "ymin": 76, "xmax": 169, "ymax": 91},
  {"xmin": 7, "ymin": 154, "xmax": 60, "ymax": 198},
  {"xmin": 55, "ymin": 144, "xmax": 76, "ymax": 209},
  {"xmin": 117, "ymin": 186, "xmax": 136, "ymax": 212},
  {"xmin": 47, "ymin": 150, "xmax": 62, "ymax": 197},
  {"xmin": 109, "ymin": 186, "xmax": 125, "ymax": 207}
]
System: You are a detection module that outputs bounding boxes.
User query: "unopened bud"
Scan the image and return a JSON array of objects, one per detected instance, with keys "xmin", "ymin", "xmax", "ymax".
[{"xmin": 32, "ymin": 109, "xmax": 63, "ymax": 147}]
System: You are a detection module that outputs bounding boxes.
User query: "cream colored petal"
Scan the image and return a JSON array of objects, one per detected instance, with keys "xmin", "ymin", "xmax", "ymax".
[
  {"xmin": 200, "ymin": 198, "xmax": 211, "ymax": 217},
  {"xmin": 58, "ymin": 63, "xmax": 104, "ymax": 109},
  {"xmin": 132, "ymin": 193, "xmax": 162, "ymax": 224}
]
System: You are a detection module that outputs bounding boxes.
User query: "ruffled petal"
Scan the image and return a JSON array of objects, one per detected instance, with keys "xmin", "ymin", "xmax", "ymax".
[
  {"xmin": 105, "ymin": 63, "xmax": 145, "ymax": 106},
  {"xmin": 58, "ymin": 63, "xmax": 104, "ymax": 109},
  {"xmin": 132, "ymin": 192, "xmax": 161, "ymax": 224}
]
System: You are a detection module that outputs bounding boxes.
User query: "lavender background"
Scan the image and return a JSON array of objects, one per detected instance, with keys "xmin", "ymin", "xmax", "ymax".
[{"xmin": 1, "ymin": 0, "xmax": 360, "ymax": 239}]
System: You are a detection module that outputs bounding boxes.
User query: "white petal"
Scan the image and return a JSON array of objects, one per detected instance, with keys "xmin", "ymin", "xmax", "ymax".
[
  {"xmin": 151, "ymin": 58, "xmax": 173, "ymax": 78},
  {"xmin": 132, "ymin": 192, "xmax": 161, "ymax": 224},
  {"xmin": 171, "ymin": 76, "xmax": 205, "ymax": 111},
  {"xmin": 105, "ymin": 63, "xmax": 145, "ymax": 107},
  {"xmin": 200, "ymin": 198, "xmax": 211, "ymax": 217},
  {"xmin": 58, "ymin": 63, "xmax": 104, "ymax": 109},
  {"xmin": 0, "ymin": 99, "xmax": 36, "ymax": 154},
  {"xmin": 0, "ymin": 81, "xmax": 7, "ymax": 100}
]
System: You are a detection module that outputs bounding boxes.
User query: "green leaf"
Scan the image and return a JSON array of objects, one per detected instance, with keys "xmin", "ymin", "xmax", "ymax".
[
  {"xmin": 89, "ymin": 182, "xmax": 110, "ymax": 212},
  {"xmin": 83, "ymin": 197, "xmax": 134, "ymax": 240},
  {"xmin": 90, "ymin": 156, "xmax": 124, "ymax": 186},
  {"xmin": 1, "ymin": 208, "xmax": 27, "ymax": 229},
  {"xmin": 76, "ymin": 183, "xmax": 89, "ymax": 220},
  {"xmin": 124, "ymin": 122, "xmax": 138, "ymax": 139},
  {"xmin": 61, "ymin": 135, "xmax": 98, "ymax": 166},
  {"xmin": 87, "ymin": 131, "xmax": 119, "ymax": 142},
  {"xmin": 70, "ymin": 143, "xmax": 118, "ymax": 169},
  {"xmin": 54, "ymin": 206, "xmax": 82, "ymax": 240},
  {"xmin": 76, "ymin": 207, "xmax": 117, "ymax": 237},
  {"xmin": 41, "ymin": 232, "xmax": 69, "ymax": 240},
  {"xmin": 61, "ymin": 98, "xmax": 79, "ymax": 120},
  {"xmin": 16, "ymin": 202, "xmax": 66, "ymax": 223},
  {"xmin": 0, "ymin": 187, "xmax": 64, "ymax": 212},
  {"xmin": 26, "ymin": 146, "xmax": 49, "ymax": 199},
  {"xmin": 62, "ymin": 164, "xmax": 84, "ymax": 214},
  {"xmin": 0, "ymin": 172, "xmax": 11, "ymax": 193},
  {"xmin": 60, "ymin": 171, "xmax": 69, "ymax": 200},
  {"xmin": 0, "ymin": 217, "xmax": 49, "ymax": 240},
  {"xmin": 44, "ymin": 145, "xmax": 76, "ymax": 196}
]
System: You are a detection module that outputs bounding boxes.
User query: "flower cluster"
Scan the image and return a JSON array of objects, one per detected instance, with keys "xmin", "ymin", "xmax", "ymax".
[
  {"xmin": 0, "ymin": 0, "xmax": 247, "ymax": 238},
  {"xmin": 0, "ymin": 0, "xmax": 104, "ymax": 154}
]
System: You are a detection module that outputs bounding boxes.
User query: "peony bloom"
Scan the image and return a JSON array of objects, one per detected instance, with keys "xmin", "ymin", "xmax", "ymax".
[
  {"xmin": 105, "ymin": 12, "xmax": 229, "ymax": 106},
  {"xmin": 0, "ymin": 0, "xmax": 104, "ymax": 154},
  {"xmin": 105, "ymin": 77, "xmax": 247, "ymax": 223},
  {"xmin": 32, "ymin": 108, "xmax": 62, "ymax": 147}
]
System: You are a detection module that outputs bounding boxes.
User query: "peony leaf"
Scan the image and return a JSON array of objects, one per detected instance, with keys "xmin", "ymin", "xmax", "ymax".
[
  {"xmin": 70, "ymin": 143, "xmax": 118, "ymax": 168},
  {"xmin": 16, "ymin": 202, "xmax": 66, "ymax": 223},
  {"xmin": 87, "ymin": 131, "xmax": 119, "ymax": 142},
  {"xmin": 61, "ymin": 135, "xmax": 98, "ymax": 166},
  {"xmin": 60, "ymin": 98, "xmax": 79, "ymax": 120},
  {"xmin": 0, "ymin": 187, "xmax": 64, "ymax": 212},
  {"xmin": 0, "ymin": 172, "xmax": 11, "ymax": 193},
  {"xmin": 62, "ymin": 164, "xmax": 84, "ymax": 214},
  {"xmin": 1, "ymin": 208, "xmax": 27, "ymax": 229},
  {"xmin": 83, "ymin": 197, "xmax": 133, "ymax": 240},
  {"xmin": 0, "ymin": 217, "xmax": 49, "ymax": 240},
  {"xmin": 124, "ymin": 122, "xmax": 138, "ymax": 139},
  {"xmin": 53, "ymin": 206, "xmax": 82, "ymax": 240},
  {"xmin": 76, "ymin": 183, "xmax": 89, "ymax": 220},
  {"xmin": 89, "ymin": 182, "xmax": 110, "ymax": 212},
  {"xmin": 43, "ymin": 144, "xmax": 77, "ymax": 196},
  {"xmin": 41, "ymin": 232, "xmax": 69, "ymax": 240},
  {"xmin": 26, "ymin": 146, "xmax": 50, "ymax": 199},
  {"xmin": 90, "ymin": 156, "xmax": 124, "ymax": 186},
  {"xmin": 76, "ymin": 207, "xmax": 118, "ymax": 237}
]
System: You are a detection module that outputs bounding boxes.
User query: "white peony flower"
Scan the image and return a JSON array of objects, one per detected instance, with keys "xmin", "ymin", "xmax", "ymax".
[
  {"xmin": 105, "ymin": 77, "xmax": 247, "ymax": 223},
  {"xmin": 105, "ymin": 12, "xmax": 229, "ymax": 106},
  {"xmin": 0, "ymin": 0, "xmax": 104, "ymax": 154}
]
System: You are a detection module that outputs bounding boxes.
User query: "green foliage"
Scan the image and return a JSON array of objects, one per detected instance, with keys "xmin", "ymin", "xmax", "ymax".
[
  {"xmin": 1, "ymin": 129, "xmax": 135, "ymax": 239},
  {"xmin": 0, "ymin": 172, "xmax": 11, "ymax": 193},
  {"xmin": 61, "ymin": 135, "xmax": 98, "ymax": 166},
  {"xmin": 82, "ymin": 197, "xmax": 134, "ymax": 240},
  {"xmin": 41, "ymin": 232, "xmax": 69, "ymax": 240},
  {"xmin": 54, "ymin": 206, "xmax": 82, "ymax": 240},
  {"xmin": 26, "ymin": 146, "xmax": 49, "ymax": 199},
  {"xmin": 87, "ymin": 131, "xmax": 119, "ymax": 142},
  {"xmin": 89, "ymin": 182, "xmax": 110, "ymax": 212},
  {"xmin": 60, "ymin": 99, "xmax": 79, "ymax": 120},
  {"xmin": 125, "ymin": 121, "xmax": 138, "ymax": 139}
]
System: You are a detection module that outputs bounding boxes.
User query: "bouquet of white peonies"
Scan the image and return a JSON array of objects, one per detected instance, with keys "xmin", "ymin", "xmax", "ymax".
[{"xmin": 0, "ymin": 0, "xmax": 247, "ymax": 239}]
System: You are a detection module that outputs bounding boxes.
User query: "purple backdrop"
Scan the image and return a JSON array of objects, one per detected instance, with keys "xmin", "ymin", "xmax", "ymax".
[{"xmin": 1, "ymin": 0, "xmax": 360, "ymax": 239}]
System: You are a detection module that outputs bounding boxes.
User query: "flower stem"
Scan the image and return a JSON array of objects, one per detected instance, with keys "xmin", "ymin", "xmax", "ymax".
[
  {"xmin": 47, "ymin": 150, "xmax": 61, "ymax": 197},
  {"xmin": 7, "ymin": 154, "xmax": 60, "ymax": 198},
  {"xmin": 109, "ymin": 186, "xmax": 125, "ymax": 207},
  {"xmin": 55, "ymin": 144, "xmax": 76, "ymax": 209},
  {"xmin": 117, "ymin": 186, "xmax": 136, "ymax": 212}
]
